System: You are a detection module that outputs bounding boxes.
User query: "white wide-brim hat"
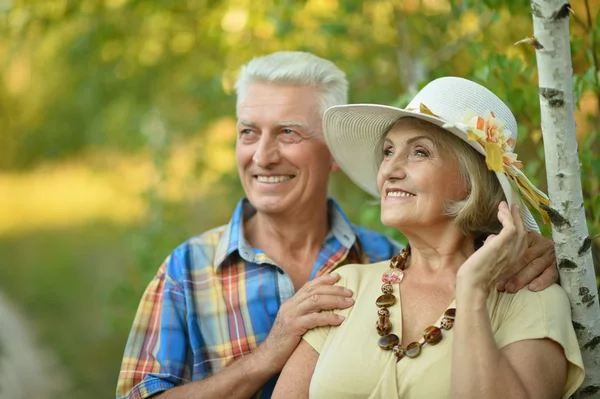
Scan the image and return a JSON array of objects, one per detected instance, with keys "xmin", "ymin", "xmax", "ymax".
[{"xmin": 323, "ymin": 77, "xmax": 549, "ymax": 232}]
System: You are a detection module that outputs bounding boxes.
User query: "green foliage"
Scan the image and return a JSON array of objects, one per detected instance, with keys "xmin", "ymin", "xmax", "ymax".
[{"xmin": 0, "ymin": 1, "xmax": 599, "ymax": 398}]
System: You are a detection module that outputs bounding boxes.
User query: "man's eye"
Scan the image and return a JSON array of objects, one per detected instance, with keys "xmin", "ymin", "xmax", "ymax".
[
  {"xmin": 240, "ymin": 129, "xmax": 254, "ymax": 135},
  {"xmin": 282, "ymin": 129, "xmax": 295, "ymax": 135}
]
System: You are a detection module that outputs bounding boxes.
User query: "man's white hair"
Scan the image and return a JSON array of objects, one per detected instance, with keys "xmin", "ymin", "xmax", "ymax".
[{"xmin": 234, "ymin": 51, "xmax": 348, "ymax": 116}]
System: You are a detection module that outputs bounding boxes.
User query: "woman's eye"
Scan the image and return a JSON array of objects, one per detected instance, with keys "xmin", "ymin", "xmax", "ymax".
[
  {"xmin": 383, "ymin": 148, "xmax": 393, "ymax": 157},
  {"xmin": 414, "ymin": 148, "xmax": 429, "ymax": 157}
]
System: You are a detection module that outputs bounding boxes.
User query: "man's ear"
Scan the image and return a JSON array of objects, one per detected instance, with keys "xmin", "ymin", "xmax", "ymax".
[{"xmin": 331, "ymin": 161, "xmax": 340, "ymax": 172}]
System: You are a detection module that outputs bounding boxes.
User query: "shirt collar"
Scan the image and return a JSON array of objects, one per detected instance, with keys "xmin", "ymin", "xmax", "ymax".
[{"xmin": 214, "ymin": 197, "xmax": 357, "ymax": 270}]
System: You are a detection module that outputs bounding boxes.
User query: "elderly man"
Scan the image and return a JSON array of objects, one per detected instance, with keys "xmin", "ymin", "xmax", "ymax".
[{"xmin": 116, "ymin": 51, "xmax": 557, "ymax": 399}]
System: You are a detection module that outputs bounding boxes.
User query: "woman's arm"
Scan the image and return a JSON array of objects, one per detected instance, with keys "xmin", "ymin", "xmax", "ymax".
[
  {"xmin": 452, "ymin": 202, "xmax": 567, "ymax": 398},
  {"xmin": 451, "ymin": 288, "xmax": 567, "ymax": 399},
  {"xmin": 272, "ymin": 340, "xmax": 319, "ymax": 399}
]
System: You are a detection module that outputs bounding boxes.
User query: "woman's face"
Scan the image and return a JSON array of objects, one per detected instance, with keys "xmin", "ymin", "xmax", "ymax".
[{"xmin": 376, "ymin": 119, "xmax": 468, "ymax": 232}]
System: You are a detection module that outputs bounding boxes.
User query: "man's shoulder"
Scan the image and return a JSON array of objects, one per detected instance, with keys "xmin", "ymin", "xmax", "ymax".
[
  {"xmin": 165, "ymin": 224, "xmax": 230, "ymax": 276},
  {"xmin": 351, "ymin": 225, "xmax": 402, "ymax": 263}
]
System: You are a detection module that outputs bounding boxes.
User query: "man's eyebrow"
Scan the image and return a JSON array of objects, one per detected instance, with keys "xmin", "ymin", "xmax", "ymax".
[
  {"xmin": 238, "ymin": 120, "xmax": 257, "ymax": 128},
  {"xmin": 277, "ymin": 121, "xmax": 305, "ymax": 128}
]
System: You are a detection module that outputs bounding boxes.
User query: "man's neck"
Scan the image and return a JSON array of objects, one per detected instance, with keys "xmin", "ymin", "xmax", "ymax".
[{"xmin": 244, "ymin": 200, "xmax": 331, "ymax": 288}]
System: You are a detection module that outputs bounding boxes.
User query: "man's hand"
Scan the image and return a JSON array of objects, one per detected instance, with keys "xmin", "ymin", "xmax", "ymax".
[
  {"xmin": 496, "ymin": 230, "xmax": 558, "ymax": 293},
  {"xmin": 258, "ymin": 272, "xmax": 354, "ymax": 373}
]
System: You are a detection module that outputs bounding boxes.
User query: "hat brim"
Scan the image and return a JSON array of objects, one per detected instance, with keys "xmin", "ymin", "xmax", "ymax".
[{"xmin": 323, "ymin": 104, "xmax": 540, "ymax": 232}]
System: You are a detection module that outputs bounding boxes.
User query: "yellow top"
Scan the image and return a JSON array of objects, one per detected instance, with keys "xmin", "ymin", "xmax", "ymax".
[{"xmin": 303, "ymin": 261, "xmax": 585, "ymax": 399}]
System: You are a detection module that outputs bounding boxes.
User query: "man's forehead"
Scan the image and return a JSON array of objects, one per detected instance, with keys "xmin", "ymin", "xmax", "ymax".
[
  {"xmin": 238, "ymin": 119, "xmax": 306, "ymax": 127},
  {"xmin": 239, "ymin": 82, "xmax": 320, "ymax": 108}
]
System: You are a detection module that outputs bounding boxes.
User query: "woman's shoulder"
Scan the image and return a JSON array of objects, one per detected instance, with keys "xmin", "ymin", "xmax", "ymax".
[
  {"xmin": 494, "ymin": 284, "xmax": 570, "ymax": 311},
  {"xmin": 490, "ymin": 284, "xmax": 573, "ymax": 329},
  {"xmin": 332, "ymin": 261, "xmax": 391, "ymax": 290}
]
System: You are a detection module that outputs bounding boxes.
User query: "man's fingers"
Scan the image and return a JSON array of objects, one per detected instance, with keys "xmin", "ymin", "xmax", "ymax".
[
  {"xmin": 528, "ymin": 260, "xmax": 559, "ymax": 292},
  {"xmin": 301, "ymin": 312, "xmax": 345, "ymax": 331},
  {"xmin": 503, "ymin": 257, "xmax": 550, "ymax": 293},
  {"xmin": 294, "ymin": 273, "xmax": 347, "ymax": 301},
  {"xmin": 303, "ymin": 272, "xmax": 340, "ymax": 289},
  {"xmin": 296, "ymin": 292, "xmax": 354, "ymax": 314},
  {"xmin": 296, "ymin": 284, "xmax": 353, "ymax": 301}
]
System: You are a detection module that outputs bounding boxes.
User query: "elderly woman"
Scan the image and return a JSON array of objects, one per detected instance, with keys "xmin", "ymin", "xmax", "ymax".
[{"xmin": 272, "ymin": 77, "xmax": 584, "ymax": 398}]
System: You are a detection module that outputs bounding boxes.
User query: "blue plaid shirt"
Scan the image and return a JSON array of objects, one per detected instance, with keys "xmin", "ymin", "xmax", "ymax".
[{"xmin": 117, "ymin": 198, "xmax": 400, "ymax": 398}]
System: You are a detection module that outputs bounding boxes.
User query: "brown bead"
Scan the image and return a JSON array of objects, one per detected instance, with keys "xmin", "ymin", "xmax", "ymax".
[
  {"xmin": 378, "ymin": 308, "xmax": 390, "ymax": 317},
  {"xmin": 381, "ymin": 283, "xmax": 393, "ymax": 294},
  {"xmin": 423, "ymin": 326, "xmax": 443, "ymax": 345},
  {"xmin": 376, "ymin": 316, "xmax": 392, "ymax": 336},
  {"xmin": 390, "ymin": 255, "xmax": 399, "ymax": 268},
  {"xmin": 392, "ymin": 344, "xmax": 405, "ymax": 360},
  {"xmin": 440, "ymin": 317, "xmax": 454, "ymax": 330},
  {"xmin": 376, "ymin": 294, "xmax": 396, "ymax": 308},
  {"xmin": 405, "ymin": 342, "xmax": 421, "ymax": 358},
  {"xmin": 444, "ymin": 308, "xmax": 456, "ymax": 319},
  {"xmin": 378, "ymin": 333, "xmax": 399, "ymax": 350}
]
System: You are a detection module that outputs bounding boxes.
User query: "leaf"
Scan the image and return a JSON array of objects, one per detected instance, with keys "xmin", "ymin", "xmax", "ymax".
[
  {"xmin": 419, "ymin": 103, "xmax": 440, "ymax": 118},
  {"xmin": 484, "ymin": 142, "xmax": 504, "ymax": 172}
]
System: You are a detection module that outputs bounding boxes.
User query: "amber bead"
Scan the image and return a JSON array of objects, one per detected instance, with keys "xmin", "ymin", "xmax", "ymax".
[
  {"xmin": 392, "ymin": 344, "xmax": 405, "ymax": 360},
  {"xmin": 405, "ymin": 342, "xmax": 421, "ymax": 358},
  {"xmin": 378, "ymin": 333, "xmax": 399, "ymax": 350},
  {"xmin": 423, "ymin": 326, "xmax": 443, "ymax": 345},
  {"xmin": 390, "ymin": 255, "xmax": 399, "ymax": 268},
  {"xmin": 381, "ymin": 283, "xmax": 393, "ymax": 294},
  {"xmin": 440, "ymin": 317, "xmax": 454, "ymax": 330},
  {"xmin": 444, "ymin": 308, "xmax": 456, "ymax": 319},
  {"xmin": 376, "ymin": 316, "xmax": 392, "ymax": 336},
  {"xmin": 378, "ymin": 308, "xmax": 390, "ymax": 317},
  {"xmin": 376, "ymin": 294, "xmax": 396, "ymax": 308}
]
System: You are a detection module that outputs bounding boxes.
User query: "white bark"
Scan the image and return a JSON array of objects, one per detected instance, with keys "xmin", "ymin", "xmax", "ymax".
[{"xmin": 530, "ymin": 1, "xmax": 600, "ymax": 396}]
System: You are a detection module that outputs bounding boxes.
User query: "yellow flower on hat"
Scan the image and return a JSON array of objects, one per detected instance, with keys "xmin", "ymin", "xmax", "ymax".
[{"xmin": 462, "ymin": 110, "xmax": 524, "ymax": 172}]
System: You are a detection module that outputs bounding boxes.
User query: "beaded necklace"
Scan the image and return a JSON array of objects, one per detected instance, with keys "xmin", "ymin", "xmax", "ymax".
[{"xmin": 376, "ymin": 246, "xmax": 457, "ymax": 362}]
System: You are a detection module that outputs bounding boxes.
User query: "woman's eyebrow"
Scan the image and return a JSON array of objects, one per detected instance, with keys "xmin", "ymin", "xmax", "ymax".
[
  {"xmin": 385, "ymin": 135, "xmax": 435, "ymax": 146},
  {"xmin": 406, "ymin": 135, "xmax": 435, "ymax": 145}
]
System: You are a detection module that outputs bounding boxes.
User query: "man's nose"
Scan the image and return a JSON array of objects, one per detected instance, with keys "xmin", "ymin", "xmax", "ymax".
[{"xmin": 253, "ymin": 135, "xmax": 281, "ymax": 167}]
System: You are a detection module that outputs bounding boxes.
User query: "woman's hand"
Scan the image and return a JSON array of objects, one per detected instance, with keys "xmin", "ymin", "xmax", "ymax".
[{"xmin": 456, "ymin": 201, "xmax": 528, "ymax": 302}]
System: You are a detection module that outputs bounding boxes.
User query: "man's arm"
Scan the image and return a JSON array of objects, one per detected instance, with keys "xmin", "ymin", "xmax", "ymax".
[
  {"xmin": 116, "ymin": 258, "xmax": 190, "ymax": 399},
  {"xmin": 153, "ymin": 344, "xmax": 277, "ymax": 399},
  {"xmin": 122, "ymin": 272, "xmax": 353, "ymax": 399},
  {"xmin": 497, "ymin": 231, "xmax": 558, "ymax": 293}
]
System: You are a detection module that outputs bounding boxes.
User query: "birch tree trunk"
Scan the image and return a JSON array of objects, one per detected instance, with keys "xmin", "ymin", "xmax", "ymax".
[{"xmin": 530, "ymin": 1, "xmax": 600, "ymax": 396}]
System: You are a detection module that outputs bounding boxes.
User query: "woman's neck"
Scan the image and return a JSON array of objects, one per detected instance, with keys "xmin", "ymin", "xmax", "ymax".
[{"xmin": 403, "ymin": 226, "xmax": 475, "ymax": 275}]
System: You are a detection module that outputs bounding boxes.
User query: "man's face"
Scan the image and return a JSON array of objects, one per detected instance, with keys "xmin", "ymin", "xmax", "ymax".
[{"xmin": 236, "ymin": 82, "xmax": 336, "ymax": 216}]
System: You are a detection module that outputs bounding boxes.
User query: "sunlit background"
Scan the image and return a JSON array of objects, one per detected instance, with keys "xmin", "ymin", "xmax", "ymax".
[{"xmin": 1, "ymin": 0, "xmax": 599, "ymax": 398}]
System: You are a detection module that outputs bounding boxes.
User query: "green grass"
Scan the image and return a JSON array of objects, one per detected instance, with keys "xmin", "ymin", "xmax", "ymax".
[{"xmin": 0, "ymin": 193, "xmax": 240, "ymax": 399}]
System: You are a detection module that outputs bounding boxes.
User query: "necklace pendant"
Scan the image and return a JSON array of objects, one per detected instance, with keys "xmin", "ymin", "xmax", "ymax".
[{"xmin": 382, "ymin": 268, "xmax": 404, "ymax": 284}]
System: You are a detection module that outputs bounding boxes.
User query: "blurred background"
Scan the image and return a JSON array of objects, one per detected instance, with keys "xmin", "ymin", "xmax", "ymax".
[{"xmin": 0, "ymin": 0, "xmax": 598, "ymax": 398}]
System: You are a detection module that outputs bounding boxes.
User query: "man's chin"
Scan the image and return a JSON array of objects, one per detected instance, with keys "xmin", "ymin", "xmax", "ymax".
[{"xmin": 248, "ymin": 196, "xmax": 289, "ymax": 215}]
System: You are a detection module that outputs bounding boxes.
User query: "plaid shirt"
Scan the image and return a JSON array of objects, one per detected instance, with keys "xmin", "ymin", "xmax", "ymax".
[{"xmin": 116, "ymin": 198, "xmax": 399, "ymax": 399}]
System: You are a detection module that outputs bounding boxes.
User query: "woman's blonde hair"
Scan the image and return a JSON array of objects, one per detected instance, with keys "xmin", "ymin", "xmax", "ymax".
[{"xmin": 386, "ymin": 117, "xmax": 506, "ymax": 236}]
